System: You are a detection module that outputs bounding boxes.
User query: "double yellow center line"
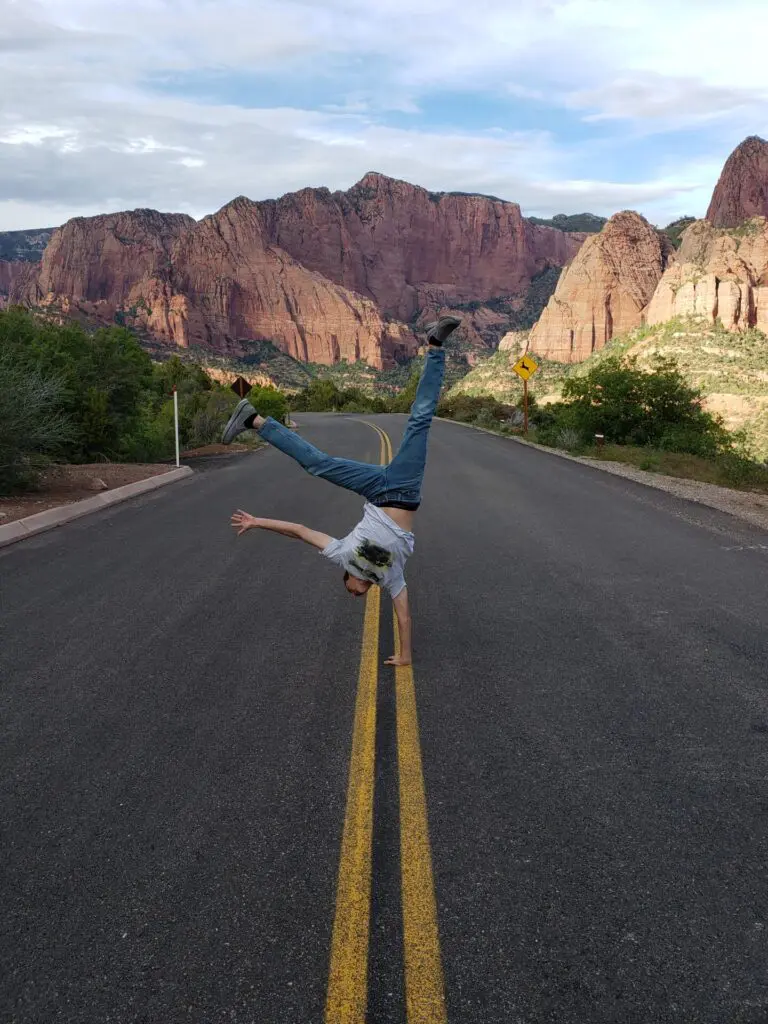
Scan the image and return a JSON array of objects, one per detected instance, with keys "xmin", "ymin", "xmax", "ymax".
[{"xmin": 325, "ymin": 423, "xmax": 447, "ymax": 1024}]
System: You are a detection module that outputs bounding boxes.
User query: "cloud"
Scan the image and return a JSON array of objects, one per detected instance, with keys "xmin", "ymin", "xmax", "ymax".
[{"xmin": 0, "ymin": 0, "xmax": 765, "ymax": 229}]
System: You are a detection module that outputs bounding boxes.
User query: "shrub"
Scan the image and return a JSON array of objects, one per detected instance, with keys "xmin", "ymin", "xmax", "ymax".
[
  {"xmin": 0, "ymin": 354, "xmax": 74, "ymax": 493},
  {"xmin": 559, "ymin": 355, "xmax": 731, "ymax": 454},
  {"xmin": 555, "ymin": 427, "xmax": 583, "ymax": 452}
]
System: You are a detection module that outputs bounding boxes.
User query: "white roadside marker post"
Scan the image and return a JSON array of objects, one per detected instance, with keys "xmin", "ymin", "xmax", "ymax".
[{"xmin": 173, "ymin": 386, "xmax": 180, "ymax": 468}]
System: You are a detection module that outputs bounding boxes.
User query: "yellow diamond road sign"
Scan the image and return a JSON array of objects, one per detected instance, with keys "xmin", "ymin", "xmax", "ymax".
[{"xmin": 513, "ymin": 354, "xmax": 539, "ymax": 381}]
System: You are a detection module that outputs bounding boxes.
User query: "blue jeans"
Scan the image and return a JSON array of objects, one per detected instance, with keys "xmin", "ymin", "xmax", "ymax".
[{"xmin": 258, "ymin": 346, "xmax": 445, "ymax": 507}]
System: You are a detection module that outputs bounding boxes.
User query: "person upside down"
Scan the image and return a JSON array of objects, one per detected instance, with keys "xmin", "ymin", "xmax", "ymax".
[{"xmin": 221, "ymin": 315, "xmax": 461, "ymax": 667}]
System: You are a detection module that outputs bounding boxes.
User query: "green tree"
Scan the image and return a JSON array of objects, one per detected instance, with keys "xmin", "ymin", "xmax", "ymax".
[
  {"xmin": 556, "ymin": 355, "xmax": 731, "ymax": 454},
  {"xmin": 0, "ymin": 352, "xmax": 74, "ymax": 493}
]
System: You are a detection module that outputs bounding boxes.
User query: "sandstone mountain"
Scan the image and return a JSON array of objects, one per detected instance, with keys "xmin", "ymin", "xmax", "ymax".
[
  {"xmin": 528, "ymin": 211, "xmax": 673, "ymax": 362},
  {"xmin": 258, "ymin": 172, "xmax": 584, "ymax": 321},
  {"xmin": 646, "ymin": 216, "xmax": 768, "ymax": 333},
  {"xmin": 5, "ymin": 173, "xmax": 585, "ymax": 368},
  {"xmin": 706, "ymin": 136, "xmax": 768, "ymax": 228}
]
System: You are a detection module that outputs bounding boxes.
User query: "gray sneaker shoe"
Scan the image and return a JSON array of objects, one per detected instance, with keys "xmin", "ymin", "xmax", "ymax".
[
  {"xmin": 222, "ymin": 399, "xmax": 257, "ymax": 444},
  {"xmin": 425, "ymin": 315, "xmax": 462, "ymax": 346}
]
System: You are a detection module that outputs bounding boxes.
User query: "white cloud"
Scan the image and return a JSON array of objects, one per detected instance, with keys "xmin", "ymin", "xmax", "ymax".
[{"xmin": 0, "ymin": 0, "xmax": 765, "ymax": 229}]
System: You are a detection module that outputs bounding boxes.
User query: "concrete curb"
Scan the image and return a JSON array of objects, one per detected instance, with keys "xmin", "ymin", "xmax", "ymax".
[{"xmin": 0, "ymin": 466, "xmax": 194, "ymax": 550}]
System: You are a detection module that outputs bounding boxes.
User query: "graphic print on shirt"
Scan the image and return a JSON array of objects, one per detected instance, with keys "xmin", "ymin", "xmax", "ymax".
[{"xmin": 349, "ymin": 538, "xmax": 393, "ymax": 583}]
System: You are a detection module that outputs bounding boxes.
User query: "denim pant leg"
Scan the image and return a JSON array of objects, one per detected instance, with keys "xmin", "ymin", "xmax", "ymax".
[
  {"xmin": 258, "ymin": 418, "xmax": 386, "ymax": 499},
  {"xmin": 384, "ymin": 347, "xmax": 445, "ymax": 499}
]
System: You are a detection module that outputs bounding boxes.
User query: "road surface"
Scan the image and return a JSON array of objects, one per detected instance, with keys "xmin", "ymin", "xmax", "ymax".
[{"xmin": 3, "ymin": 414, "xmax": 768, "ymax": 1023}]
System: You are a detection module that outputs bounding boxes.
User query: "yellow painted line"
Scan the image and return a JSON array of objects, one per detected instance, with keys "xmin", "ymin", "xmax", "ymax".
[
  {"xmin": 325, "ymin": 586, "xmax": 381, "ymax": 1023},
  {"xmin": 325, "ymin": 419, "xmax": 387, "ymax": 1024},
  {"xmin": 327, "ymin": 417, "xmax": 445, "ymax": 1024},
  {"xmin": 394, "ymin": 617, "xmax": 447, "ymax": 1024}
]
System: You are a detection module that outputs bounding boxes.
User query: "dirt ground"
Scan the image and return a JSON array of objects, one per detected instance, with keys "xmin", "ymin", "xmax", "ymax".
[
  {"xmin": 0, "ymin": 443, "xmax": 262, "ymax": 527},
  {"xmin": 0, "ymin": 463, "xmax": 174, "ymax": 525}
]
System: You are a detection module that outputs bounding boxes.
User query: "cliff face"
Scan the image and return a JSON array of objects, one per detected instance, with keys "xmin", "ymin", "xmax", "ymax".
[
  {"xmin": 14, "ymin": 203, "xmax": 416, "ymax": 369},
  {"xmin": 22, "ymin": 210, "xmax": 195, "ymax": 307},
  {"xmin": 529, "ymin": 212, "xmax": 673, "ymax": 362},
  {"xmin": 7, "ymin": 173, "xmax": 586, "ymax": 367},
  {"xmin": 706, "ymin": 136, "xmax": 768, "ymax": 228},
  {"xmin": 257, "ymin": 172, "xmax": 585, "ymax": 321},
  {"xmin": 646, "ymin": 217, "xmax": 768, "ymax": 333},
  {"xmin": 135, "ymin": 198, "xmax": 416, "ymax": 368}
]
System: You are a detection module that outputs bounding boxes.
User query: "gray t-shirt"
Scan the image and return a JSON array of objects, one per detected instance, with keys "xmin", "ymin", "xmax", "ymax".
[{"xmin": 320, "ymin": 504, "xmax": 414, "ymax": 597}]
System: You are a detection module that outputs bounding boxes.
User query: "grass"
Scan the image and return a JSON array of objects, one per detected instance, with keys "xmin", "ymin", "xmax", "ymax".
[{"xmin": 535, "ymin": 439, "xmax": 768, "ymax": 494}]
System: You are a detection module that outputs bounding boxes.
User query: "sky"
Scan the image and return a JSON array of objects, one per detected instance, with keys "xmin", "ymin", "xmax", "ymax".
[{"xmin": 1, "ymin": 0, "xmax": 766, "ymax": 230}]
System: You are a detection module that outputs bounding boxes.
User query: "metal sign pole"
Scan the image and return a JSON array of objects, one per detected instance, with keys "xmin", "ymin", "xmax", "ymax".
[
  {"xmin": 524, "ymin": 379, "xmax": 529, "ymax": 435},
  {"xmin": 173, "ymin": 387, "xmax": 180, "ymax": 468}
]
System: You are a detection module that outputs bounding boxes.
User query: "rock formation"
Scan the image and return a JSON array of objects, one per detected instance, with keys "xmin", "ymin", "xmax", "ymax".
[
  {"xmin": 6, "ymin": 173, "xmax": 586, "ymax": 367},
  {"xmin": 258, "ymin": 172, "xmax": 585, "ymax": 322},
  {"xmin": 130, "ymin": 197, "xmax": 416, "ymax": 368},
  {"xmin": 15, "ymin": 210, "xmax": 194, "ymax": 308},
  {"xmin": 529, "ymin": 212, "xmax": 673, "ymax": 362},
  {"xmin": 11, "ymin": 204, "xmax": 416, "ymax": 369},
  {"xmin": 646, "ymin": 216, "xmax": 768, "ymax": 333},
  {"xmin": 706, "ymin": 136, "xmax": 768, "ymax": 228}
]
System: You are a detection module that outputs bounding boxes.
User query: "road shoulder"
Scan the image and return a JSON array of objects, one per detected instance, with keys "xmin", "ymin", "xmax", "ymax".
[{"xmin": 0, "ymin": 466, "xmax": 193, "ymax": 549}]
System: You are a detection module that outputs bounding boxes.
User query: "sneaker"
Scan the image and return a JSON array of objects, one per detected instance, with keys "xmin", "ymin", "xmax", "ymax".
[
  {"xmin": 222, "ymin": 399, "xmax": 257, "ymax": 444},
  {"xmin": 425, "ymin": 315, "xmax": 461, "ymax": 346}
]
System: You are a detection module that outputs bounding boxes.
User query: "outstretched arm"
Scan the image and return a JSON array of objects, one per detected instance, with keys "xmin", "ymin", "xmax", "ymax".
[
  {"xmin": 231, "ymin": 510, "xmax": 333, "ymax": 550},
  {"xmin": 387, "ymin": 588, "xmax": 412, "ymax": 667}
]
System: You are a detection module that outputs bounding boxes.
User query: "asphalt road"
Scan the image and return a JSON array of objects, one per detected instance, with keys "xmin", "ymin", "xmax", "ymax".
[{"xmin": 3, "ymin": 414, "xmax": 768, "ymax": 1024}]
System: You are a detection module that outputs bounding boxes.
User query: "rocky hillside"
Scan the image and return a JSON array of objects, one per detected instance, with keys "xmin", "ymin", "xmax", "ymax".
[
  {"xmin": 450, "ymin": 318, "xmax": 768, "ymax": 457},
  {"xmin": 646, "ymin": 216, "xmax": 768, "ymax": 333},
  {"xmin": 3, "ymin": 173, "xmax": 585, "ymax": 369},
  {"xmin": 453, "ymin": 137, "xmax": 768, "ymax": 456}
]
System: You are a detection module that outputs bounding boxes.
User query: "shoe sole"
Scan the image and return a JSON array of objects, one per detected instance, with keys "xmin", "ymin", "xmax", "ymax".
[{"xmin": 222, "ymin": 398, "xmax": 254, "ymax": 444}]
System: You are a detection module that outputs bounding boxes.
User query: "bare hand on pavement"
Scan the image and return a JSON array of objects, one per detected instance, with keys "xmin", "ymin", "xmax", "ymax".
[{"xmin": 231, "ymin": 510, "xmax": 259, "ymax": 535}]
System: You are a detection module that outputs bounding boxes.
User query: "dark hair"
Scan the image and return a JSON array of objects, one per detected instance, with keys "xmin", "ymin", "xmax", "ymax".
[{"xmin": 343, "ymin": 571, "xmax": 350, "ymax": 583}]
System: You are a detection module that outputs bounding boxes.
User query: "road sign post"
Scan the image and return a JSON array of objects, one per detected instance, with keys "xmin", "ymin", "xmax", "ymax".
[
  {"xmin": 512, "ymin": 353, "xmax": 539, "ymax": 435},
  {"xmin": 173, "ymin": 387, "xmax": 180, "ymax": 467}
]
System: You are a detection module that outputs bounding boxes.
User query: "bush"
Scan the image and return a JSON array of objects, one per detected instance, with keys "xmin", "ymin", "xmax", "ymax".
[
  {"xmin": 555, "ymin": 427, "xmax": 583, "ymax": 452},
  {"xmin": 437, "ymin": 393, "xmax": 518, "ymax": 425},
  {"xmin": 559, "ymin": 355, "xmax": 731, "ymax": 454},
  {"xmin": 0, "ymin": 307, "xmax": 290, "ymax": 476},
  {"xmin": 0, "ymin": 354, "xmax": 74, "ymax": 493}
]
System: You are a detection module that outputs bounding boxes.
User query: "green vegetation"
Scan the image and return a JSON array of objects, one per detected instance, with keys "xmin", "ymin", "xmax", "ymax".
[
  {"xmin": 531, "ymin": 355, "xmax": 732, "ymax": 456},
  {"xmin": 584, "ymin": 444, "xmax": 768, "ymax": 494},
  {"xmin": 441, "ymin": 342, "xmax": 768, "ymax": 493},
  {"xmin": 291, "ymin": 379, "xmax": 388, "ymax": 414},
  {"xmin": 528, "ymin": 213, "xmax": 607, "ymax": 233},
  {"xmin": 661, "ymin": 217, "xmax": 696, "ymax": 248},
  {"xmin": 451, "ymin": 316, "xmax": 768, "ymax": 458},
  {"xmin": 0, "ymin": 307, "xmax": 288, "ymax": 493}
]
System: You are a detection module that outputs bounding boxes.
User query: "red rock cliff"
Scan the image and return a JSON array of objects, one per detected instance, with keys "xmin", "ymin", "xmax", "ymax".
[
  {"xmin": 529, "ymin": 211, "xmax": 673, "ymax": 362},
  {"xmin": 10, "ymin": 174, "xmax": 585, "ymax": 367},
  {"xmin": 145, "ymin": 197, "xmax": 416, "ymax": 368},
  {"xmin": 257, "ymin": 172, "xmax": 585, "ymax": 321},
  {"xmin": 707, "ymin": 136, "xmax": 768, "ymax": 228},
  {"xmin": 14, "ymin": 203, "xmax": 416, "ymax": 369},
  {"xmin": 19, "ymin": 210, "xmax": 195, "ymax": 306}
]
